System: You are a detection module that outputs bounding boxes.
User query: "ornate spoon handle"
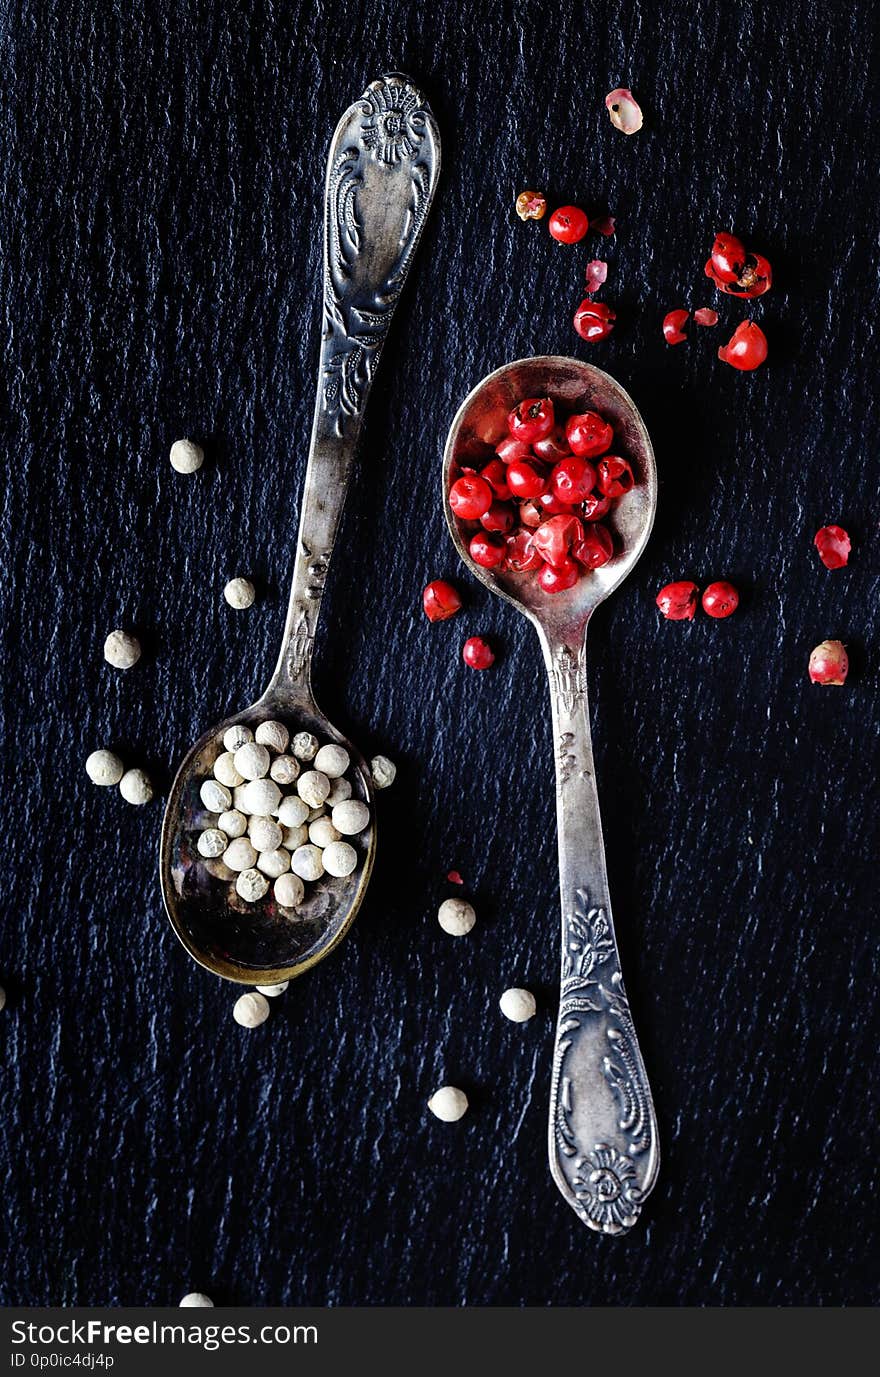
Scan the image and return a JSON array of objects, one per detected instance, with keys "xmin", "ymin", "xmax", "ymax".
[
  {"xmin": 271, "ymin": 73, "xmax": 440, "ymax": 699},
  {"xmin": 541, "ymin": 627, "xmax": 659, "ymax": 1234}
]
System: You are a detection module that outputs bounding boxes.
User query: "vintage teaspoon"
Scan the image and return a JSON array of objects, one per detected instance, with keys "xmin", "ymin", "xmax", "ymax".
[
  {"xmin": 161, "ymin": 73, "xmax": 440, "ymax": 984},
  {"xmin": 443, "ymin": 356, "xmax": 660, "ymax": 1234}
]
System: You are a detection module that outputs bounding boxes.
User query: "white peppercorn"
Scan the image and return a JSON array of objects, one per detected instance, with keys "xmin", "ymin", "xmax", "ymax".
[
  {"xmin": 224, "ymin": 577, "xmax": 255, "ymax": 610},
  {"xmin": 331, "ymin": 799, "xmax": 370, "ymax": 836},
  {"xmin": 103, "ymin": 628, "xmax": 141, "ymax": 670},
  {"xmin": 291, "ymin": 844, "xmax": 324, "ymax": 882},
  {"xmin": 270, "ymin": 754, "xmax": 300, "ymax": 785},
  {"xmin": 169, "ymin": 438, "xmax": 204, "ymax": 474},
  {"xmin": 276, "ymin": 795, "xmax": 309, "ymax": 828},
  {"xmin": 199, "ymin": 779, "xmax": 231, "ymax": 813},
  {"xmin": 313, "ymin": 743, "xmax": 350, "ymax": 779},
  {"xmin": 232, "ymin": 785, "xmax": 252, "ymax": 815},
  {"xmin": 213, "ymin": 751, "xmax": 244, "ymax": 788},
  {"xmin": 255, "ymin": 720, "xmax": 289, "ymax": 754},
  {"xmin": 257, "ymin": 848, "xmax": 290, "ymax": 878},
  {"xmin": 499, "ymin": 988, "xmax": 537, "ymax": 1023},
  {"xmin": 235, "ymin": 867, "xmax": 269, "ymax": 902},
  {"xmin": 370, "ymin": 754, "xmax": 397, "ymax": 789},
  {"xmin": 255, "ymin": 982, "xmax": 289, "ymax": 996},
  {"xmin": 428, "ymin": 1086, "xmax": 468, "ymax": 1122},
  {"xmin": 291, "ymin": 731, "xmax": 319, "ymax": 761},
  {"xmin": 223, "ymin": 724, "xmax": 253, "ymax": 753},
  {"xmin": 326, "ymin": 776, "xmax": 352, "ymax": 807},
  {"xmin": 296, "ymin": 770, "xmax": 331, "ymax": 808},
  {"xmin": 86, "ymin": 749, "xmax": 124, "ymax": 786},
  {"xmin": 280, "ymin": 823, "xmax": 308, "ymax": 851},
  {"xmin": 233, "ymin": 742, "xmax": 270, "ymax": 781},
  {"xmin": 239, "ymin": 778, "xmax": 281, "ymax": 817},
  {"xmin": 119, "ymin": 768, "xmax": 153, "ymax": 806},
  {"xmin": 197, "ymin": 828, "xmax": 228, "ymax": 859},
  {"xmin": 309, "ymin": 817, "xmax": 340, "ymax": 848},
  {"xmin": 218, "ymin": 808, "xmax": 247, "ymax": 839},
  {"xmin": 438, "ymin": 898, "xmax": 476, "ymax": 937},
  {"xmin": 307, "ymin": 805, "xmax": 327, "ymax": 822},
  {"xmin": 274, "ymin": 872, "xmax": 305, "ymax": 908},
  {"xmin": 248, "ymin": 816, "xmax": 283, "ymax": 853},
  {"xmin": 233, "ymin": 992, "xmax": 269, "ymax": 1027},
  {"xmin": 322, "ymin": 840, "xmax": 358, "ymax": 878},
  {"xmin": 222, "ymin": 837, "xmax": 258, "ymax": 872}
]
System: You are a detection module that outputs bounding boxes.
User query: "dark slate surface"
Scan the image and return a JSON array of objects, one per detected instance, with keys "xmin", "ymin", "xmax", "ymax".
[{"xmin": 1, "ymin": 0, "xmax": 878, "ymax": 1307}]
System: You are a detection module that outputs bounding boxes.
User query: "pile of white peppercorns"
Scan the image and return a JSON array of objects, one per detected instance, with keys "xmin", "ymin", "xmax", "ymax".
[{"xmin": 195, "ymin": 719, "xmax": 370, "ymax": 910}]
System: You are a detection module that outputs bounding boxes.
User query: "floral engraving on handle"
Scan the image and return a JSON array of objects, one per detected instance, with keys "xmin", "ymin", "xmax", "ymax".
[
  {"xmin": 321, "ymin": 76, "xmax": 436, "ymax": 436},
  {"xmin": 551, "ymin": 888, "xmax": 654, "ymax": 1234},
  {"xmin": 285, "ymin": 610, "xmax": 313, "ymax": 683},
  {"xmin": 551, "ymin": 644, "xmax": 587, "ymax": 714}
]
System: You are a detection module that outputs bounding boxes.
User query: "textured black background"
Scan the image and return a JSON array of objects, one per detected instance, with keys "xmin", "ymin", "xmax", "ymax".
[{"xmin": 2, "ymin": 0, "xmax": 879, "ymax": 1307}]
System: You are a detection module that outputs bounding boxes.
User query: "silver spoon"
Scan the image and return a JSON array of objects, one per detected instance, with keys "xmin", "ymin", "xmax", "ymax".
[
  {"xmin": 160, "ymin": 73, "xmax": 440, "ymax": 985},
  {"xmin": 443, "ymin": 356, "xmax": 660, "ymax": 1234}
]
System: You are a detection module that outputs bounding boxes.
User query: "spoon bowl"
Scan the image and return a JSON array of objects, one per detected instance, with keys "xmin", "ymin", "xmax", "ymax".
[
  {"xmin": 442, "ymin": 355, "xmax": 657, "ymax": 626},
  {"xmin": 160, "ymin": 693, "xmax": 376, "ymax": 985},
  {"xmin": 443, "ymin": 355, "xmax": 661, "ymax": 1235}
]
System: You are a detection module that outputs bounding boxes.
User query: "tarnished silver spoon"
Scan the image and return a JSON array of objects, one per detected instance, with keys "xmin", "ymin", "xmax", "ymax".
[
  {"xmin": 160, "ymin": 73, "xmax": 440, "ymax": 985},
  {"xmin": 443, "ymin": 356, "xmax": 660, "ymax": 1234}
]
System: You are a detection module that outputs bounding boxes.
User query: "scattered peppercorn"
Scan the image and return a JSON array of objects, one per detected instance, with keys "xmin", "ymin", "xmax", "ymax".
[
  {"xmin": 693, "ymin": 307, "xmax": 719, "ymax": 327},
  {"xmin": 717, "ymin": 320, "xmax": 768, "ymax": 371},
  {"xmin": 462, "ymin": 636, "xmax": 495, "ymax": 670},
  {"xmin": 233, "ymin": 992, "xmax": 270, "ymax": 1028},
  {"xmin": 370, "ymin": 755, "xmax": 397, "ymax": 789},
  {"xmin": 662, "ymin": 309, "xmax": 689, "ymax": 345},
  {"xmin": 515, "ymin": 190, "xmax": 547, "ymax": 221},
  {"xmin": 499, "ymin": 987, "xmax": 537, "ymax": 1022},
  {"xmin": 814, "ymin": 525, "xmax": 851, "ymax": 569},
  {"xmin": 179, "ymin": 1293, "xmax": 214, "ymax": 1308},
  {"xmin": 103, "ymin": 629, "xmax": 141, "ymax": 670},
  {"xmin": 169, "ymin": 439, "xmax": 205, "ymax": 474},
  {"xmin": 223, "ymin": 577, "xmax": 256, "ymax": 609},
  {"xmin": 808, "ymin": 640, "xmax": 849, "ymax": 685},
  {"xmin": 656, "ymin": 581, "xmax": 700, "ymax": 621},
  {"xmin": 592, "ymin": 215, "xmax": 616, "ymax": 236},
  {"xmin": 86, "ymin": 749, "xmax": 124, "ymax": 786},
  {"xmin": 548, "ymin": 205, "xmax": 589, "ymax": 244},
  {"xmin": 573, "ymin": 299, "xmax": 616, "ymax": 342},
  {"xmin": 119, "ymin": 768, "xmax": 153, "ymax": 805},
  {"xmin": 701, "ymin": 581, "xmax": 740, "ymax": 618},
  {"xmin": 584, "ymin": 260, "xmax": 608, "ymax": 294},
  {"xmin": 704, "ymin": 232, "xmax": 772, "ymax": 297},
  {"xmin": 605, "ymin": 88, "xmax": 643, "ymax": 134},
  {"xmin": 427, "ymin": 1086, "xmax": 469, "ymax": 1122},
  {"xmin": 438, "ymin": 897, "xmax": 476, "ymax": 936}
]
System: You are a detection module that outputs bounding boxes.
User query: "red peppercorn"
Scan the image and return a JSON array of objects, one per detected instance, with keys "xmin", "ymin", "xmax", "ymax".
[
  {"xmin": 533, "ymin": 424, "xmax": 572, "ymax": 463},
  {"xmin": 504, "ymin": 527, "xmax": 543, "ymax": 572},
  {"xmin": 533, "ymin": 513, "xmax": 584, "ymax": 569},
  {"xmin": 537, "ymin": 490, "xmax": 575, "ymax": 516},
  {"xmin": 447, "ymin": 869, "xmax": 464, "ymax": 885},
  {"xmin": 468, "ymin": 531, "xmax": 507, "ymax": 568},
  {"xmin": 515, "ymin": 190, "xmax": 547, "ymax": 221},
  {"xmin": 808, "ymin": 640, "xmax": 848, "ymax": 686},
  {"xmin": 591, "ymin": 215, "xmax": 616, "ymax": 237},
  {"xmin": 506, "ymin": 459, "xmax": 548, "ymax": 499},
  {"xmin": 572, "ymin": 523, "xmax": 614, "ymax": 569},
  {"xmin": 495, "ymin": 435, "xmax": 533, "ymax": 464},
  {"xmin": 550, "ymin": 455, "xmax": 597, "ymax": 504},
  {"xmin": 708, "ymin": 232, "xmax": 746, "ymax": 283},
  {"xmin": 449, "ymin": 472, "xmax": 493, "ymax": 520},
  {"xmin": 705, "ymin": 232, "xmax": 772, "ymax": 298},
  {"xmin": 662, "ymin": 309, "xmax": 689, "ymax": 345},
  {"xmin": 480, "ymin": 500, "xmax": 516, "ymax": 534},
  {"xmin": 519, "ymin": 499, "xmax": 543, "ymax": 528},
  {"xmin": 717, "ymin": 320, "xmax": 768, "ymax": 371},
  {"xmin": 507, "ymin": 396, "xmax": 555, "ymax": 443},
  {"xmin": 596, "ymin": 456, "xmax": 634, "ymax": 499},
  {"xmin": 814, "ymin": 524, "xmax": 851, "ymax": 570},
  {"xmin": 537, "ymin": 557, "xmax": 580, "ymax": 594},
  {"xmin": 656, "ymin": 580, "xmax": 699, "ymax": 620},
  {"xmin": 422, "ymin": 580, "xmax": 462, "ymax": 623},
  {"xmin": 462, "ymin": 636, "xmax": 495, "ymax": 670},
  {"xmin": 565, "ymin": 411, "xmax": 614, "ymax": 457},
  {"xmin": 581, "ymin": 490, "xmax": 612, "ymax": 522},
  {"xmin": 694, "ymin": 307, "xmax": 719, "ymax": 327},
  {"xmin": 480, "ymin": 458, "xmax": 512, "ymax": 501},
  {"xmin": 584, "ymin": 259, "xmax": 608, "ymax": 294},
  {"xmin": 548, "ymin": 205, "xmax": 589, "ymax": 244},
  {"xmin": 573, "ymin": 299, "xmax": 616, "ymax": 342},
  {"xmin": 701, "ymin": 581, "xmax": 740, "ymax": 618}
]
